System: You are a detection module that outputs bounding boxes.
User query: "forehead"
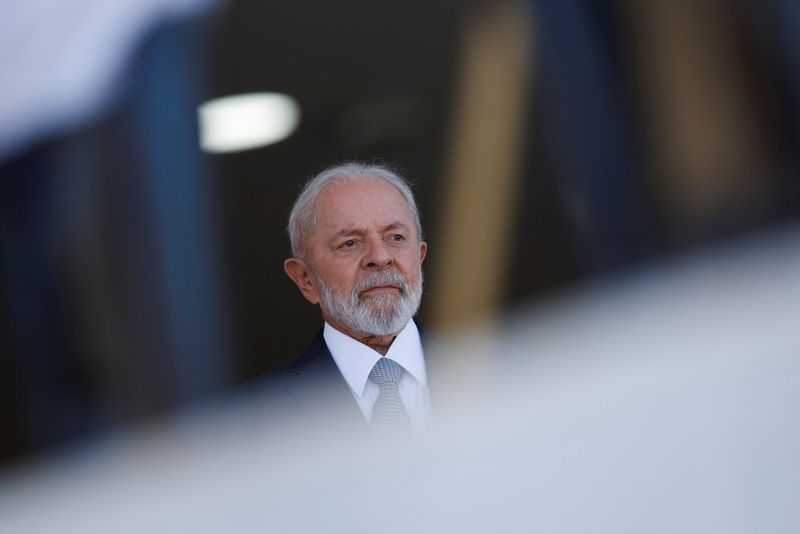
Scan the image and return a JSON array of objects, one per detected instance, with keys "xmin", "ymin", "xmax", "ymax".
[{"xmin": 314, "ymin": 177, "xmax": 415, "ymax": 232}]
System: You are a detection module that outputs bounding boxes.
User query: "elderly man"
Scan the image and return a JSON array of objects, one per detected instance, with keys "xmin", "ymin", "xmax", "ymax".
[{"xmin": 278, "ymin": 162, "xmax": 430, "ymax": 429}]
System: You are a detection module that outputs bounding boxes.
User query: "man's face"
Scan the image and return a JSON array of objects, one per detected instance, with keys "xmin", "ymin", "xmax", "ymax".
[{"xmin": 288, "ymin": 176, "xmax": 427, "ymax": 337}]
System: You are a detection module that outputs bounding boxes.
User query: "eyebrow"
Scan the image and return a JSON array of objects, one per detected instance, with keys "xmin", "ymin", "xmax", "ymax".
[
  {"xmin": 384, "ymin": 222, "xmax": 410, "ymax": 233},
  {"xmin": 333, "ymin": 222, "xmax": 411, "ymax": 238}
]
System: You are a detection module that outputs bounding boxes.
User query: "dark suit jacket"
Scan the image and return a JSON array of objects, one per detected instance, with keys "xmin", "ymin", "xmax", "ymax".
[
  {"xmin": 252, "ymin": 330, "xmax": 368, "ymax": 430},
  {"xmin": 249, "ymin": 327, "xmax": 506, "ymax": 431}
]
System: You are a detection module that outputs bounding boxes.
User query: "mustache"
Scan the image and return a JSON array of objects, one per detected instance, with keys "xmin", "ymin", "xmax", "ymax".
[{"xmin": 353, "ymin": 270, "xmax": 408, "ymax": 298}]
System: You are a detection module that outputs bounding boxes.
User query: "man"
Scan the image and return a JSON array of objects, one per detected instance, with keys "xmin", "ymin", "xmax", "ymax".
[{"xmin": 277, "ymin": 162, "xmax": 430, "ymax": 430}]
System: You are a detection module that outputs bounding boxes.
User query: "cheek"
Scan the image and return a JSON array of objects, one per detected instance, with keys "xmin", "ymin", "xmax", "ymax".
[
  {"xmin": 319, "ymin": 264, "xmax": 359, "ymax": 292},
  {"xmin": 398, "ymin": 254, "xmax": 423, "ymax": 276}
]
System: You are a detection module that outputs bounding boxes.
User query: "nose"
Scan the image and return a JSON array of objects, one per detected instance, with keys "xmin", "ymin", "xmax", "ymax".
[{"xmin": 361, "ymin": 240, "xmax": 394, "ymax": 270}]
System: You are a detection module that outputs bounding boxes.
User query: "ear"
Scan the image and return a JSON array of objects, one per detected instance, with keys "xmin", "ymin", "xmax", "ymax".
[
  {"xmin": 419, "ymin": 241, "xmax": 428, "ymax": 264},
  {"xmin": 284, "ymin": 257, "xmax": 321, "ymax": 305}
]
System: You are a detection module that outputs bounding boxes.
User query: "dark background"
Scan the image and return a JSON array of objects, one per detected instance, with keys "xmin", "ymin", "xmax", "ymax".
[{"xmin": 2, "ymin": 0, "xmax": 800, "ymax": 464}]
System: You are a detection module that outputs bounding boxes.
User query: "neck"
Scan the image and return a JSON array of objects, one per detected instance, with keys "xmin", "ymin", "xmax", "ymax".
[
  {"xmin": 324, "ymin": 315, "xmax": 400, "ymax": 355},
  {"xmin": 357, "ymin": 333, "xmax": 396, "ymax": 355}
]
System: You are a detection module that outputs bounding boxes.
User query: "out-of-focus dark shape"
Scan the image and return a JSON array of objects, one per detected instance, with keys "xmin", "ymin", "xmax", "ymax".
[
  {"xmin": 622, "ymin": 0, "xmax": 785, "ymax": 239},
  {"xmin": 524, "ymin": 0, "xmax": 654, "ymax": 272},
  {"xmin": 0, "ymin": 0, "xmax": 230, "ymax": 462},
  {"xmin": 430, "ymin": 0, "xmax": 532, "ymax": 334}
]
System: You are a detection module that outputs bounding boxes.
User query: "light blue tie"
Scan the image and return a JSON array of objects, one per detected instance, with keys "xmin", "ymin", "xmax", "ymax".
[{"xmin": 368, "ymin": 358, "xmax": 410, "ymax": 429}]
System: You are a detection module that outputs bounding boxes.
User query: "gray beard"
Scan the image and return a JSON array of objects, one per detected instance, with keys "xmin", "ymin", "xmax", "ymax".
[{"xmin": 314, "ymin": 268, "xmax": 423, "ymax": 336}]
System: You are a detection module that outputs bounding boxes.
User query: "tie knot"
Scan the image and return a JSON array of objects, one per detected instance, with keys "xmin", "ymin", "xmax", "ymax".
[{"xmin": 369, "ymin": 357, "xmax": 405, "ymax": 387}]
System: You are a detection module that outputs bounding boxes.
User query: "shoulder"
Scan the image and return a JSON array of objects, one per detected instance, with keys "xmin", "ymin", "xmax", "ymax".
[
  {"xmin": 238, "ymin": 330, "xmax": 366, "ymax": 430},
  {"xmin": 283, "ymin": 330, "xmax": 331, "ymax": 376},
  {"xmin": 226, "ymin": 331, "xmax": 367, "ymax": 434},
  {"xmin": 239, "ymin": 329, "xmax": 356, "ymax": 414},
  {"xmin": 246, "ymin": 330, "xmax": 335, "ymax": 393}
]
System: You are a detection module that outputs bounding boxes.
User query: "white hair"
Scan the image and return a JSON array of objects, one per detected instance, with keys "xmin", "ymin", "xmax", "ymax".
[{"xmin": 287, "ymin": 162, "xmax": 422, "ymax": 257}]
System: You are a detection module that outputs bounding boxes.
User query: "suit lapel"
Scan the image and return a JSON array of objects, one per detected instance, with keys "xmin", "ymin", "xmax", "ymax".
[{"xmin": 284, "ymin": 331, "xmax": 367, "ymax": 427}]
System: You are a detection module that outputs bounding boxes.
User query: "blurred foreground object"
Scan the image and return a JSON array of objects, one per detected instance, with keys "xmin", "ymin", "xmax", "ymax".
[
  {"xmin": 1, "ymin": 224, "xmax": 798, "ymax": 533},
  {"xmin": 0, "ymin": 0, "xmax": 230, "ymax": 461},
  {"xmin": 0, "ymin": 0, "xmax": 218, "ymax": 160}
]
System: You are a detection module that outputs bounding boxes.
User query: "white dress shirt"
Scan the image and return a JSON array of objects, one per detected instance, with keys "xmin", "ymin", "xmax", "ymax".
[{"xmin": 324, "ymin": 320, "xmax": 431, "ymax": 429}]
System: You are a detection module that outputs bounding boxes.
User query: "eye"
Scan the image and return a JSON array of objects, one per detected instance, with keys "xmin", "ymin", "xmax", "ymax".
[
  {"xmin": 389, "ymin": 234, "xmax": 406, "ymax": 242},
  {"xmin": 340, "ymin": 239, "xmax": 357, "ymax": 249}
]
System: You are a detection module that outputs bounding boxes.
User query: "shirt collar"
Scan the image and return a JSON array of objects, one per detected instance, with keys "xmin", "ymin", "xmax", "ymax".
[{"xmin": 324, "ymin": 320, "xmax": 427, "ymax": 396}]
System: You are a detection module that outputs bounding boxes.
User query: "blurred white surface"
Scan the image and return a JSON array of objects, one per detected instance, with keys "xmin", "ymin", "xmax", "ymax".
[
  {"xmin": 0, "ymin": 0, "xmax": 218, "ymax": 161},
  {"xmin": 1, "ymin": 226, "xmax": 799, "ymax": 533}
]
